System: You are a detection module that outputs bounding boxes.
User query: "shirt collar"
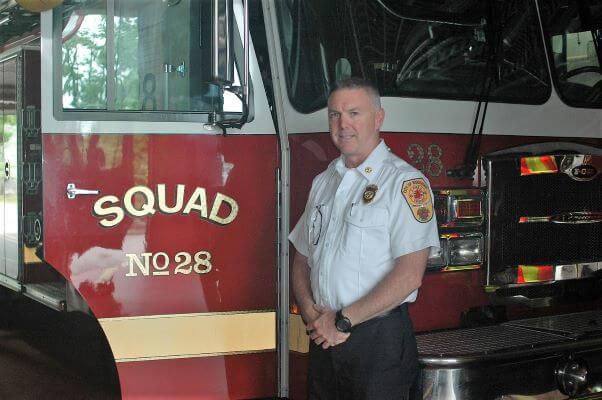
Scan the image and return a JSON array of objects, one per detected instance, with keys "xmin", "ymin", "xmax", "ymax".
[{"xmin": 335, "ymin": 140, "xmax": 390, "ymax": 180}]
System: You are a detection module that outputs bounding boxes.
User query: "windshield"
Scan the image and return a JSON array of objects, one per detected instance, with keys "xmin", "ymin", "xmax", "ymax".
[
  {"xmin": 275, "ymin": 0, "xmax": 551, "ymax": 113},
  {"xmin": 539, "ymin": 0, "xmax": 602, "ymax": 108}
]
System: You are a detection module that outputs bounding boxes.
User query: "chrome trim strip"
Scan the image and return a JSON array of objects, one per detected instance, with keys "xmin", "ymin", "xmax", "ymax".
[
  {"xmin": 486, "ymin": 159, "xmax": 493, "ymax": 286},
  {"xmin": 263, "ymin": 1, "xmax": 291, "ymax": 396},
  {"xmin": 0, "ymin": 274, "xmax": 21, "ymax": 292},
  {"xmin": 242, "ymin": 0, "xmax": 250, "ymax": 103},
  {"xmin": 23, "ymin": 282, "xmax": 66, "ymax": 311},
  {"xmin": 106, "ymin": 0, "xmax": 115, "ymax": 108},
  {"xmin": 419, "ymin": 336, "xmax": 602, "ymax": 367}
]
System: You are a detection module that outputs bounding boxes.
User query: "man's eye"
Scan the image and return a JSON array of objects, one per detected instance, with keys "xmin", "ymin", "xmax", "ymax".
[{"xmin": 329, "ymin": 113, "xmax": 339, "ymax": 118}]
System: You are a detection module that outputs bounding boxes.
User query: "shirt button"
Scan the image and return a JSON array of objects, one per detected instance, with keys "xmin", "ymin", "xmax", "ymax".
[{"xmin": 325, "ymin": 243, "xmax": 330, "ymax": 248}]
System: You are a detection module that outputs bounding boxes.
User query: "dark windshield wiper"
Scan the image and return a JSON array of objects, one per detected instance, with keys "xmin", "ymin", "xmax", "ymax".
[
  {"xmin": 375, "ymin": 0, "xmax": 485, "ymax": 27},
  {"xmin": 447, "ymin": 0, "xmax": 503, "ymax": 180}
]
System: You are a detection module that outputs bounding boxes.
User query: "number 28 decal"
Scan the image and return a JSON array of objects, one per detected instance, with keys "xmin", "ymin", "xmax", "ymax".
[
  {"xmin": 406, "ymin": 144, "xmax": 443, "ymax": 177},
  {"xmin": 126, "ymin": 251, "xmax": 213, "ymax": 277}
]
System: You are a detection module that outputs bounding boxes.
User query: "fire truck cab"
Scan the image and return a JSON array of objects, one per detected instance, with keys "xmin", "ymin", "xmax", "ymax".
[{"xmin": 0, "ymin": 0, "xmax": 600, "ymax": 398}]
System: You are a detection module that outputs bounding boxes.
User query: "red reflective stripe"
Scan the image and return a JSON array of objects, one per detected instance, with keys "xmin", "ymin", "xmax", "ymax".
[
  {"xmin": 520, "ymin": 158, "xmax": 530, "ymax": 175},
  {"xmin": 517, "ymin": 266, "xmax": 525, "ymax": 283},
  {"xmin": 540, "ymin": 155, "xmax": 558, "ymax": 171},
  {"xmin": 539, "ymin": 265, "xmax": 554, "ymax": 281}
]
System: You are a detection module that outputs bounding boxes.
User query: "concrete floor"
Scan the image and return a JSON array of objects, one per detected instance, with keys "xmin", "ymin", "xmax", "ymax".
[{"xmin": 0, "ymin": 290, "xmax": 120, "ymax": 399}]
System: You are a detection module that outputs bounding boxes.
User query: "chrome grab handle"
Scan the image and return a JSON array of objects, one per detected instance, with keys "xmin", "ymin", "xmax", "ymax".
[{"xmin": 66, "ymin": 183, "xmax": 100, "ymax": 199}]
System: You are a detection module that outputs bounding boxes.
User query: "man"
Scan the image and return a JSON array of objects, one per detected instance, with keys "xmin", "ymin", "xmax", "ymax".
[{"xmin": 289, "ymin": 77, "xmax": 440, "ymax": 400}]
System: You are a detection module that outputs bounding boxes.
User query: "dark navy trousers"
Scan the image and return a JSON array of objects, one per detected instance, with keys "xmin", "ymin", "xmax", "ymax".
[{"xmin": 307, "ymin": 304, "xmax": 419, "ymax": 400}]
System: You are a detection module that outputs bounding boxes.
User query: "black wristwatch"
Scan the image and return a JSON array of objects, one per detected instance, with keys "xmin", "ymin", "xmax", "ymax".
[{"xmin": 335, "ymin": 309, "xmax": 352, "ymax": 333}]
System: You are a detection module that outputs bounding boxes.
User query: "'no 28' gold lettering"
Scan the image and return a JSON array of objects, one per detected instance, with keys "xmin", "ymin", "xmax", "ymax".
[
  {"xmin": 126, "ymin": 251, "xmax": 212, "ymax": 277},
  {"xmin": 406, "ymin": 143, "xmax": 444, "ymax": 177}
]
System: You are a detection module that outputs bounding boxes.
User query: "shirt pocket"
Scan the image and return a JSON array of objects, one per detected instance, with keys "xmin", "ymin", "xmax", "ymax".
[{"xmin": 342, "ymin": 206, "xmax": 390, "ymax": 267}]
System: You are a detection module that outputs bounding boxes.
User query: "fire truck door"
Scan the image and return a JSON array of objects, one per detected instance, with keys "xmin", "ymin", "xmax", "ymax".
[{"xmin": 0, "ymin": 56, "xmax": 19, "ymax": 279}]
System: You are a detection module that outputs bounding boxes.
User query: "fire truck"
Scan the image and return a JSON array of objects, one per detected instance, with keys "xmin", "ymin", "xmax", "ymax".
[{"xmin": 0, "ymin": 0, "xmax": 600, "ymax": 398}]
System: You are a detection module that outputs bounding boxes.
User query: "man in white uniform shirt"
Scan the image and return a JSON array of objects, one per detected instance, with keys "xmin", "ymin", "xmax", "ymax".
[{"xmin": 289, "ymin": 78, "xmax": 439, "ymax": 400}]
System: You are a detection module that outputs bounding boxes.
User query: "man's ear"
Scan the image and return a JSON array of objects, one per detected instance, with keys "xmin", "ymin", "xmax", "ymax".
[{"xmin": 376, "ymin": 108, "xmax": 385, "ymax": 130}]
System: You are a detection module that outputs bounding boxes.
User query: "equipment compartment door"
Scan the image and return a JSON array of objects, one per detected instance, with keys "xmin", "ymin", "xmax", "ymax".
[{"xmin": 0, "ymin": 57, "xmax": 19, "ymax": 279}]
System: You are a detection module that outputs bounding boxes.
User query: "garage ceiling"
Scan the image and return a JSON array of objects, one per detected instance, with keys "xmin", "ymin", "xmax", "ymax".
[{"xmin": 0, "ymin": 1, "xmax": 40, "ymax": 46}]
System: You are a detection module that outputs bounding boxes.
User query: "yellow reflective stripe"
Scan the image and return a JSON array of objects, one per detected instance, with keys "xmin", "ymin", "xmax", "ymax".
[
  {"xmin": 517, "ymin": 265, "xmax": 554, "ymax": 283},
  {"xmin": 521, "ymin": 155, "xmax": 558, "ymax": 175},
  {"xmin": 289, "ymin": 313, "xmax": 309, "ymax": 354},
  {"xmin": 99, "ymin": 310, "xmax": 275, "ymax": 362}
]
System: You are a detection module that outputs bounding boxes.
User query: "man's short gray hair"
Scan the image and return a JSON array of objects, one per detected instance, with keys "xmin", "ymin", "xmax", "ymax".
[{"xmin": 329, "ymin": 77, "xmax": 381, "ymax": 108}]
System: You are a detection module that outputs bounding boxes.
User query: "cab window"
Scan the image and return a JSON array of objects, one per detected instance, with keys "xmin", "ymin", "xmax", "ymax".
[{"xmin": 55, "ymin": 0, "xmax": 242, "ymax": 120}]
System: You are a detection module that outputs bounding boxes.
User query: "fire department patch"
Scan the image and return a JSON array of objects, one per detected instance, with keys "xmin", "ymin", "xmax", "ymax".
[{"xmin": 401, "ymin": 178, "xmax": 433, "ymax": 223}]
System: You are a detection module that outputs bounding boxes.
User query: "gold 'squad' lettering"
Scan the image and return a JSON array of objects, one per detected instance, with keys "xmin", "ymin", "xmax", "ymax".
[{"xmin": 92, "ymin": 184, "xmax": 239, "ymax": 228}]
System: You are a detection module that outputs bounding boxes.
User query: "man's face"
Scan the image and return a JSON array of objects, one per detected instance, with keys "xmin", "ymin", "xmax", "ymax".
[{"xmin": 328, "ymin": 88, "xmax": 384, "ymax": 168}]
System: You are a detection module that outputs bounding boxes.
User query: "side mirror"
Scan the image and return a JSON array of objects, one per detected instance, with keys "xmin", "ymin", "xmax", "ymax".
[
  {"xmin": 210, "ymin": 0, "xmax": 250, "ymax": 130},
  {"xmin": 211, "ymin": 0, "xmax": 234, "ymax": 85}
]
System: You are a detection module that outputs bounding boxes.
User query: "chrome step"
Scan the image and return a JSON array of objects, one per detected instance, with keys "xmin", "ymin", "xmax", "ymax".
[
  {"xmin": 23, "ymin": 282, "xmax": 66, "ymax": 311},
  {"xmin": 0, "ymin": 274, "xmax": 22, "ymax": 293}
]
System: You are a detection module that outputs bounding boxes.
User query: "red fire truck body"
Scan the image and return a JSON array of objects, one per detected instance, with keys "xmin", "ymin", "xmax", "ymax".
[
  {"xmin": 0, "ymin": 0, "xmax": 600, "ymax": 399},
  {"xmin": 43, "ymin": 134, "xmax": 279, "ymax": 397}
]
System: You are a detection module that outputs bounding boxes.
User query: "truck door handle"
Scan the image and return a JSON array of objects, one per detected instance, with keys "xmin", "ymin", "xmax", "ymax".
[{"xmin": 66, "ymin": 183, "xmax": 100, "ymax": 199}]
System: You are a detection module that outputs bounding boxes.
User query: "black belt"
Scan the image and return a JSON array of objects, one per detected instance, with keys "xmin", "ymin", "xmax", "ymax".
[
  {"xmin": 376, "ymin": 303, "xmax": 407, "ymax": 319},
  {"xmin": 353, "ymin": 303, "xmax": 408, "ymax": 331}
]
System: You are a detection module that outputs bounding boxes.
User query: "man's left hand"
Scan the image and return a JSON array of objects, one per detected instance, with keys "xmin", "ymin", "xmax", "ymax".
[{"xmin": 307, "ymin": 304, "xmax": 350, "ymax": 349}]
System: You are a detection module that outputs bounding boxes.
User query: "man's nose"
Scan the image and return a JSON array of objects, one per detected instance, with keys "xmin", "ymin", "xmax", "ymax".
[{"xmin": 339, "ymin": 113, "xmax": 351, "ymax": 129}]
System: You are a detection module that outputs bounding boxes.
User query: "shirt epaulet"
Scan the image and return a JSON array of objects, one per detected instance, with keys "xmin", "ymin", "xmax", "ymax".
[{"xmin": 386, "ymin": 152, "xmax": 424, "ymax": 178}]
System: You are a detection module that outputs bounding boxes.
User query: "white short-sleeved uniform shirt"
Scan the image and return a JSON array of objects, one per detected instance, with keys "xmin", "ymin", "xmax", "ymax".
[{"xmin": 289, "ymin": 140, "xmax": 440, "ymax": 311}]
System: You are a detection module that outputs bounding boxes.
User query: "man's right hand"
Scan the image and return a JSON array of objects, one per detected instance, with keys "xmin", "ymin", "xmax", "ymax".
[{"xmin": 291, "ymin": 251, "xmax": 349, "ymax": 348}]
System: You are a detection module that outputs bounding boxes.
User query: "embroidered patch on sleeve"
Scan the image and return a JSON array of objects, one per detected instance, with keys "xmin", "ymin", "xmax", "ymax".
[{"xmin": 401, "ymin": 178, "xmax": 434, "ymax": 223}]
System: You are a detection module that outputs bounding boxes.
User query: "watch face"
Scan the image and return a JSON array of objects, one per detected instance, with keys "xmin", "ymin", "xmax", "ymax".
[{"xmin": 335, "ymin": 315, "xmax": 352, "ymax": 332}]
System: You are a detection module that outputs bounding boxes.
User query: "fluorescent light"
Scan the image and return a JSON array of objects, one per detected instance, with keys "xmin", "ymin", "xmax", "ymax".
[{"xmin": 0, "ymin": 17, "xmax": 9, "ymax": 26}]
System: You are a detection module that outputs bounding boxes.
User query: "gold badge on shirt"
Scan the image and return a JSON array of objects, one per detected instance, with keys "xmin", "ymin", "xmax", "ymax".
[
  {"xmin": 363, "ymin": 184, "xmax": 378, "ymax": 204},
  {"xmin": 401, "ymin": 178, "xmax": 433, "ymax": 223}
]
